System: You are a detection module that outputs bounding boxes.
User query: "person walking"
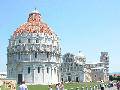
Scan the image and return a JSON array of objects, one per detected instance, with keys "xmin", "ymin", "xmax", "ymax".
[
  {"xmin": 100, "ymin": 80, "xmax": 105, "ymax": 90},
  {"xmin": 60, "ymin": 82, "xmax": 64, "ymax": 90},
  {"xmin": 56, "ymin": 83, "xmax": 60, "ymax": 90},
  {"xmin": 19, "ymin": 81, "xmax": 28, "ymax": 90},
  {"xmin": 116, "ymin": 81, "xmax": 120, "ymax": 90}
]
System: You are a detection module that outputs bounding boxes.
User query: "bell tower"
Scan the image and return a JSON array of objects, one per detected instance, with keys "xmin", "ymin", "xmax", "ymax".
[{"xmin": 100, "ymin": 52, "xmax": 109, "ymax": 81}]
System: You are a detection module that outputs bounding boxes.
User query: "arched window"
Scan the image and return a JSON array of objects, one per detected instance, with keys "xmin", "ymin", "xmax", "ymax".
[
  {"xmin": 28, "ymin": 67, "xmax": 30, "ymax": 74},
  {"xmin": 38, "ymin": 67, "xmax": 40, "ymax": 73}
]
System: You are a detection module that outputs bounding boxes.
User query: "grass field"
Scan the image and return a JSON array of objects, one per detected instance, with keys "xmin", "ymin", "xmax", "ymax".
[
  {"xmin": 1, "ymin": 85, "xmax": 9, "ymax": 90},
  {"xmin": 15, "ymin": 82, "xmax": 101, "ymax": 90}
]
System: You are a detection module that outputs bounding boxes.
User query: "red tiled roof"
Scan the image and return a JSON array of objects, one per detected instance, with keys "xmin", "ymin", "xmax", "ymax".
[{"xmin": 13, "ymin": 10, "xmax": 53, "ymax": 38}]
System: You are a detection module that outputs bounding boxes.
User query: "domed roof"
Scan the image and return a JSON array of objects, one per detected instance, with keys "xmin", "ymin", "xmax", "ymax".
[
  {"xmin": 77, "ymin": 51, "xmax": 86, "ymax": 59},
  {"xmin": 13, "ymin": 9, "xmax": 53, "ymax": 38},
  {"xmin": 31, "ymin": 9, "xmax": 40, "ymax": 14}
]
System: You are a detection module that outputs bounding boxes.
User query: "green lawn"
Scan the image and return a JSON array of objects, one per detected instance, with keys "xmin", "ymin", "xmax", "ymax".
[
  {"xmin": 15, "ymin": 82, "xmax": 102, "ymax": 90},
  {"xmin": 1, "ymin": 85, "xmax": 9, "ymax": 90}
]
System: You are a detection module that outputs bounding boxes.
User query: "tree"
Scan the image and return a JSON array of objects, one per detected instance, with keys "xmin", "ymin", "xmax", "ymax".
[{"xmin": 109, "ymin": 75, "xmax": 113, "ymax": 81}]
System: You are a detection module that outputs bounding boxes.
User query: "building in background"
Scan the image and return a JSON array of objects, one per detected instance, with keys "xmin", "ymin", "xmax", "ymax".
[
  {"xmin": 7, "ymin": 9, "xmax": 61, "ymax": 85},
  {"xmin": 61, "ymin": 52, "xmax": 109, "ymax": 82},
  {"xmin": 0, "ymin": 72, "xmax": 7, "ymax": 79},
  {"xmin": 60, "ymin": 52, "xmax": 86, "ymax": 82}
]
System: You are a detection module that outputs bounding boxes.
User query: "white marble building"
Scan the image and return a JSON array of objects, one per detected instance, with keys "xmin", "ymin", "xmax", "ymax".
[
  {"xmin": 60, "ymin": 52, "xmax": 86, "ymax": 82},
  {"xmin": 7, "ymin": 10, "xmax": 61, "ymax": 85},
  {"xmin": 61, "ymin": 52, "xmax": 109, "ymax": 82}
]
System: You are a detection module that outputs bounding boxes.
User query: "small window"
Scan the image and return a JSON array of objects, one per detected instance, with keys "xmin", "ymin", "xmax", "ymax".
[
  {"xmin": 36, "ymin": 39, "xmax": 39, "ymax": 43},
  {"xmin": 61, "ymin": 78, "xmax": 63, "ymax": 81},
  {"xmin": 76, "ymin": 64, "xmax": 78, "ymax": 66},
  {"xmin": 28, "ymin": 39, "xmax": 31, "ymax": 43},
  {"xmin": 19, "ymin": 39, "xmax": 21, "ymax": 43},
  {"xmin": 54, "ymin": 68, "xmax": 56, "ymax": 73},
  {"xmin": 38, "ymin": 67, "xmax": 40, "ymax": 73},
  {"xmin": 67, "ymin": 68, "xmax": 69, "ymax": 71},
  {"xmin": 47, "ymin": 52, "xmax": 49, "ymax": 58},
  {"xmin": 47, "ymin": 67, "xmax": 49, "ymax": 73},
  {"xmin": 61, "ymin": 68, "xmax": 62, "ymax": 71},
  {"xmin": 95, "ymin": 75, "xmax": 97, "ymax": 77},
  {"xmin": 28, "ymin": 67, "xmax": 30, "ymax": 74},
  {"xmin": 35, "ymin": 52, "xmax": 37, "ymax": 58},
  {"xmin": 18, "ymin": 52, "xmax": 20, "ymax": 59}
]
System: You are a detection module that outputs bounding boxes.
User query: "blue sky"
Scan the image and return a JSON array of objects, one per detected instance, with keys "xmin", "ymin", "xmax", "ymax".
[{"xmin": 0, "ymin": 0, "xmax": 120, "ymax": 73}]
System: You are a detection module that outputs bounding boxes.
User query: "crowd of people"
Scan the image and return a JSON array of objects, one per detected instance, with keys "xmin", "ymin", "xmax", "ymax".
[
  {"xmin": 18, "ymin": 80, "xmax": 120, "ymax": 90},
  {"xmin": 99, "ymin": 80, "xmax": 120, "ymax": 90},
  {"xmin": 18, "ymin": 81, "xmax": 64, "ymax": 90}
]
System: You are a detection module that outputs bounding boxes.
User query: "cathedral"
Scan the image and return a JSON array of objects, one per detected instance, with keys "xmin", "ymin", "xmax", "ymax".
[
  {"xmin": 60, "ymin": 52, "xmax": 109, "ymax": 82},
  {"xmin": 7, "ymin": 9, "xmax": 109, "ymax": 85},
  {"xmin": 7, "ymin": 10, "xmax": 61, "ymax": 85}
]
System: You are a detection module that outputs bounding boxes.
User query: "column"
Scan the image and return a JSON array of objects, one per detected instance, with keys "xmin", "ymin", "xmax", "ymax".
[{"xmin": 42, "ymin": 68, "xmax": 44, "ymax": 83}]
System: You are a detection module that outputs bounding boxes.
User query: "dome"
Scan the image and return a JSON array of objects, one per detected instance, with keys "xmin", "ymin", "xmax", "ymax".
[
  {"xmin": 8, "ymin": 9, "xmax": 60, "ymax": 54},
  {"xmin": 75, "ymin": 51, "xmax": 86, "ymax": 64},
  {"xmin": 77, "ymin": 51, "xmax": 86, "ymax": 59},
  {"xmin": 31, "ymin": 9, "xmax": 40, "ymax": 14},
  {"xmin": 13, "ymin": 9, "xmax": 53, "ymax": 38}
]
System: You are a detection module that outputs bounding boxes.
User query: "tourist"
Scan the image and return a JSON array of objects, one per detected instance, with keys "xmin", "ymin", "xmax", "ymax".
[
  {"xmin": 56, "ymin": 83, "xmax": 60, "ymax": 90},
  {"xmin": 109, "ymin": 81, "xmax": 113, "ymax": 88},
  {"xmin": 116, "ymin": 81, "xmax": 120, "ymax": 90},
  {"xmin": 48, "ymin": 85, "xmax": 52, "ymax": 90},
  {"xmin": 100, "ymin": 80, "xmax": 105, "ymax": 90},
  {"xmin": 19, "ymin": 81, "xmax": 28, "ymax": 90},
  {"xmin": 60, "ymin": 82, "xmax": 64, "ymax": 90}
]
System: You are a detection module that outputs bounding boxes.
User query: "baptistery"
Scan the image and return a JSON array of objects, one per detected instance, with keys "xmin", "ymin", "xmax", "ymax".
[{"xmin": 7, "ymin": 9, "xmax": 61, "ymax": 84}]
